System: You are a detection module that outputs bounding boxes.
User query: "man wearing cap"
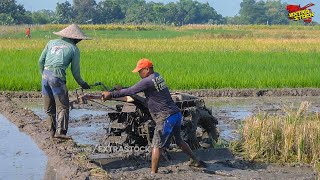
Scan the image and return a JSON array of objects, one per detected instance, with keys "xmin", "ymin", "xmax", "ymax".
[
  {"xmin": 39, "ymin": 24, "xmax": 91, "ymax": 139},
  {"xmin": 101, "ymin": 58, "xmax": 206, "ymax": 174}
]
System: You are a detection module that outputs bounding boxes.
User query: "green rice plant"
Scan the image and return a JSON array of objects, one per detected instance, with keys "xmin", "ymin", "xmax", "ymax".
[
  {"xmin": 1, "ymin": 25, "xmax": 320, "ymax": 91},
  {"xmin": 1, "ymin": 48, "xmax": 320, "ymax": 91},
  {"xmin": 238, "ymin": 101, "xmax": 320, "ymax": 172}
]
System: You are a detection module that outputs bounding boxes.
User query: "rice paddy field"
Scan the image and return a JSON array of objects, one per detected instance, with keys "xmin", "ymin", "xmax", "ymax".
[{"xmin": 1, "ymin": 24, "xmax": 320, "ymax": 91}]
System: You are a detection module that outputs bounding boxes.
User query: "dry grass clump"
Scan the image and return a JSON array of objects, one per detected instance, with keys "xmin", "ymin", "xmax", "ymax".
[{"xmin": 239, "ymin": 101, "xmax": 320, "ymax": 172}]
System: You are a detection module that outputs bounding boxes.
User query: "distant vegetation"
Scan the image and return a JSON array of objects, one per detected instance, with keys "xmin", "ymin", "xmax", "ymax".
[
  {"xmin": 0, "ymin": 24, "xmax": 320, "ymax": 91},
  {"xmin": 0, "ymin": 0, "xmax": 311, "ymax": 26}
]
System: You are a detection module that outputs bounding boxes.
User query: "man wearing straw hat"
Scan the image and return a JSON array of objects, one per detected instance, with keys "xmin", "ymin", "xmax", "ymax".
[{"xmin": 39, "ymin": 24, "xmax": 91, "ymax": 139}]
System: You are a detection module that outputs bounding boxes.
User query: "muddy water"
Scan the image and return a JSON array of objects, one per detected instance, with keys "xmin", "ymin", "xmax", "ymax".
[
  {"xmin": 0, "ymin": 114, "xmax": 47, "ymax": 179},
  {"xmin": 206, "ymin": 96, "xmax": 320, "ymax": 141},
  {"xmin": 17, "ymin": 96, "xmax": 320, "ymax": 144},
  {"xmin": 18, "ymin": 99, "xmax": 109, "ymax": 145}
]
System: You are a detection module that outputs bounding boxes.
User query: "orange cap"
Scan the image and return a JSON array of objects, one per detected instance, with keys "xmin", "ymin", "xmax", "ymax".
[{"xmin": 132, "ymin": 58, "xmax": 153, "ymax": 72}]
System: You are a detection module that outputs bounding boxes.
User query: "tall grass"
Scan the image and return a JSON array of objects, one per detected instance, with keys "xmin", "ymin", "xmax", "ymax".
[{"xmin": 238, "ymin": 101, "xmax": 320, "ymax": 172}]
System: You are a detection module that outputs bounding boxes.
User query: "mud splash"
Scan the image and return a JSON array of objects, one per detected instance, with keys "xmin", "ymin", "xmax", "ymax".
[{"xmin": 0, "ymin": 114, "xmax": 47, "ymax": 179}]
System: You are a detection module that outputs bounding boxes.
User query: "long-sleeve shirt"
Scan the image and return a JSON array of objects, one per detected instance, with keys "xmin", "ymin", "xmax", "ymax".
[
  {"xmin": 38, "ymin": 37, "xmax": 85, "ymax": 85},
  {"xmin": 111, "ymin": 72, "xmax": 180, "ymax": 115}
]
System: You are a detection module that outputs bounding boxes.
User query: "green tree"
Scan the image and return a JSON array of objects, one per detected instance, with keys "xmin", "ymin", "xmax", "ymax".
[
  {"xmin": 73, "ymin": 0, "xmax": 98, "ymax": 24},
  {"xmin": 196, "ymin": 2, "xmax": 224, "ymax": 24},
  {"xmin": 164, "ymin": 2, "xmax": 178, "ymax": 25},
  {"xmin": 0, "ymin": 0, "xmax": 226, "ymax": 25},
  {"xmin": 31, "ymin": 10, "xmax": 55, "ymax": 24},
  {"xmin": 0, "ymin": 0, "xmax": 28, "ymax": 24},
  {"xmin": 151, "ymin": 3, "xmax": 167, "ymax": 24},
  {"xmin": 253, "ymin": 1, "xmax": 267, "ymax": 24},
  {"xmin": 96, "ymin": 0, "xmax": 124, "ymax": 24},
  {"xmin": 117, "ymin": 0, "xmax": 144, "ymax": 14},
  {"xmin": 122, "ymin": 0, "xmax": 147, "ymax": 23},
  {"xmin": 175, "ymin": 0, "xmax": 196, "ymax": 25},
  {"xmin": 239, "ymin": 0, "xmax": 267, "ymax": 24},
  {"xmin": 163, "ymin": 0, "xmax": 224, "ymax": 25},
  {"xmin": 0, "ymin": 13, "xmax": 14, "ymax": 25},
  {"xmin": 239, "ymin": 0, "xmax": 256, "ymax": 24},
  {"xmin": 55, "ymin": 1, "xmax": 74, "ymax": 24},
  {"xmin": 143, "ymin": 2, "xmax": 166, "ymax": 24},
  {"xmin": 265, "ymin": 0, "xmax": 289, "ymax": 25},
  {"xmin": 225, "ymin": 15, "xmax": 241, "ymax": 24}
]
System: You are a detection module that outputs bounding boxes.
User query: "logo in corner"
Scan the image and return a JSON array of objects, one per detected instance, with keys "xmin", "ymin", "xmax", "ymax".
[{"xmin": 286, "ymin": 3, "xmax": 315, "ymax": 23}]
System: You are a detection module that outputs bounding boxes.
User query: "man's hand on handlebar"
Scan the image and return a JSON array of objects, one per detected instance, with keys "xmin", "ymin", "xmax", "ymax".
[{"xmin": 102, "ymin": 91, "xmax": 112, "ymax": 101}]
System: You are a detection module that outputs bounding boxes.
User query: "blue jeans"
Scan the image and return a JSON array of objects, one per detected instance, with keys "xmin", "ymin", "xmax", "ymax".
[{"xmin": 42, "ymin": 70, "xmax": 69, "ymax": 135}]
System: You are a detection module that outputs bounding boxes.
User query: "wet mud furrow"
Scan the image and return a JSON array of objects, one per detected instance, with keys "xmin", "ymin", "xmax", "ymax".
[{"xmin": 0, "ymin": 97, "xmax": 106, "ymax": 179}]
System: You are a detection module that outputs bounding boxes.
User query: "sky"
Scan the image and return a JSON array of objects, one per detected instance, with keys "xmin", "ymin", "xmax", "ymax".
[{"xmin": 16, "ymin": 0, "xmax": 320, "ymax": 23}]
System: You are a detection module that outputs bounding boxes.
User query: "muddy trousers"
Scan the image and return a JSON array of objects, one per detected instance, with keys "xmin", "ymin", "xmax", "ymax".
[{"xmin": 42, "ymin": 70, "xmax": 69, "ymax": 136}]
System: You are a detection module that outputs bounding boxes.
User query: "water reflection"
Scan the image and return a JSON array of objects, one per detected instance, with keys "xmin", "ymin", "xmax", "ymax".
[{"xmin": 0, "ymin": 114, "xmax": 47, "ymax": 180}]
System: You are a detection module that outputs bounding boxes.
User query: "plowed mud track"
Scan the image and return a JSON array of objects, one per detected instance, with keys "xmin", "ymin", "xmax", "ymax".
[{"xmin": 0, "ymin": 89, "xmax": 319, "ymax": 179}]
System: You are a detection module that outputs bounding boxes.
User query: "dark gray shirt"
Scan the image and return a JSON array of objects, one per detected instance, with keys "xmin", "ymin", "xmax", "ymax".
[{"xmin": 111, "ymin": 72, "xmax": 180, "ymax": 115}]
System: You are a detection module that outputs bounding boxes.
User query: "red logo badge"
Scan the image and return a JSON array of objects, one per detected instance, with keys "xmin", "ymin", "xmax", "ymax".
[{"xmin": 286, "ymin": 3, "xmax": 315, "ymax": 23}]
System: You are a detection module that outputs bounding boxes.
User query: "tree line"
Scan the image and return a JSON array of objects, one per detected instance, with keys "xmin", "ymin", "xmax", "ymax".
[{"xmin": 0, "ymin": 0, "xmax": 302, "ymax": 26}]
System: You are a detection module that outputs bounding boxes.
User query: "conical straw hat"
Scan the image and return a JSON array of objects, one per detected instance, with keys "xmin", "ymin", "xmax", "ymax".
[{"xmin": 53, "ymin": 24, "xmax": 91, "ymax": 40}]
